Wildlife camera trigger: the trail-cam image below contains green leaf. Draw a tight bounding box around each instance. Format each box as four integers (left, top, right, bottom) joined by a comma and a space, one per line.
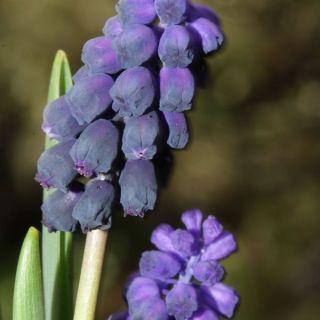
42, 50, 74, 320
13, 227, 45, 320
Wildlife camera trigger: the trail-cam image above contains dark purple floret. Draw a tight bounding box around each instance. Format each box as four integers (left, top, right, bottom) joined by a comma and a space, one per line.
163, 111, 189, 149
35, 140, 77, 192
158, 25, 195, 68
69, 119, 119, 177
81, 36, 122, 74
122, 111, 159, 160
66, 74, 114, 125
160, 67, 195, 112
189, 18, 224, 54
42, 96, 86, 141
119, 160, 157, 217
116, 0, 157, 25
102, 16, 124, 39
110, 66, 156, 117
155, 0, 188, 26
113, 24, 157, 68
41, 188, 82, 232
72, 179, 115, 232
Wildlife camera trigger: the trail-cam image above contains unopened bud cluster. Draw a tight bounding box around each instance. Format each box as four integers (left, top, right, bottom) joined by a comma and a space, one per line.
36, 0, 224, 232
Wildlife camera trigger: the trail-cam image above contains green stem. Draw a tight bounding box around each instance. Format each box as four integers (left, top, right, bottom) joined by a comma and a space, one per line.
73, 230, 109, 320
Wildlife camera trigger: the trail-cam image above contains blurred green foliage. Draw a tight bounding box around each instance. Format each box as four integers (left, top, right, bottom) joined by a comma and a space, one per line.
0, 0, 320, 319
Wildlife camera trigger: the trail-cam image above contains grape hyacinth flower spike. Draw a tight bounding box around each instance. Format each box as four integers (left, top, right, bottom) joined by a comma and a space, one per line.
110, 209, 239, 320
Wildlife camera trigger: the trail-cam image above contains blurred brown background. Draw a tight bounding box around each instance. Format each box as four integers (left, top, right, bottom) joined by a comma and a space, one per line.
1, 0, 320, 319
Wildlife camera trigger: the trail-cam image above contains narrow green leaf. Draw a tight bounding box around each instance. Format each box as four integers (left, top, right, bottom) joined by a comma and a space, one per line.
42, 50, 74, 320
13, 227, 45, 320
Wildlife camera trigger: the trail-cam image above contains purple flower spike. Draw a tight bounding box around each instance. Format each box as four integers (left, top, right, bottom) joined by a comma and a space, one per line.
82, 36, 122, 74
163, 111, 189, 149
122, 111, 159, 160
158, 25, 195, 68
72, 179, 115, 232
119, 160, 157, 217
192, 260, 224, 286
66, 74, 114, 125
116, 0, 157, 25
139, 250, 182, 280
189, 18, 224, 54
166, 283, 198, 320
160, 67, 195, 112
110, 67, 155, 117
41, 189, 82, 232
69, 119, 119, 177
42, 96, 86, 141
35, 140, 77, 192
155, 0, 188, 26
72, 65, 92, 83
114, 24, 157, 68
103, 16, 124, 39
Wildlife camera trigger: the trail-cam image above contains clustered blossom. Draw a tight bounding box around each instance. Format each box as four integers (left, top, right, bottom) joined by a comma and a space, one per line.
110, 209, 239, 320
35, 0, 224, 232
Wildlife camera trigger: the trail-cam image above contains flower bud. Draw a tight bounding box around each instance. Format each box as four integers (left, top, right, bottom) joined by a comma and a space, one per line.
116, 0, 157, 25
162, 111, 189, 149
69, 119, 119, 177
155, 0, 187, 26
72, 65, 91, 83
82, 36, 122, 74
42, 96, 86, 141
102, 16, 124, 39
122, 111, 159, 160
42, 188, 82, 232
158, 25, 195, 67
160, 67, 195, 112
66, 74, 114, 125
113, 24, 157, 68
119, 160, 157, 217
35, 140, 77, 192
110, 66, 155, 117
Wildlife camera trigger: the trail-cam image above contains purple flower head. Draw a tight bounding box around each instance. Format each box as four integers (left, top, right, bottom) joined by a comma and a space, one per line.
66, 74, 114, 125
113, 24, 157, 68
162, 111, 189, 149
119, 160, 157, 217
103, 16, 124, 39
155, 0, 188, 26
81, 36, 122, 74
110, 66, 156, 117
158, 25, 195, 68
189, 18, 224, 54
160, 67, 195, 112
116, 0, 157, 25
72, 179, 115, 232
42, 188, 82, 232
69, 119, 119, 177
35, 140, 77, 192
122, 209, 239, 319
122, 111, 160, 160
42, 96, 86, 141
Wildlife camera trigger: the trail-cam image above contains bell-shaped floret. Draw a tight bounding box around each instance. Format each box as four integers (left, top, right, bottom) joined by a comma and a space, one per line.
66, 74, 114, 125
170, 229, 199, 258
110, 66, 155, 117
42, 96, 86, 141
113, 24, 157, 68
187, 4, 221, 26
159, 25, 195, 68
69, 119, 119, 177
119, 160, 157, 217
122, 111, 159, 160
82, 36, 122, 74
72, 65, 92, 83
35, 140, 77, 192
72, 179, 115, 232
116, 0, 157, 25
103, 16, 124, 39
42, 188, 82, 232
160, 67, 195, 112
162, 111, 189, 149
192, 260, 224, 286
155, 0, 187, 26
